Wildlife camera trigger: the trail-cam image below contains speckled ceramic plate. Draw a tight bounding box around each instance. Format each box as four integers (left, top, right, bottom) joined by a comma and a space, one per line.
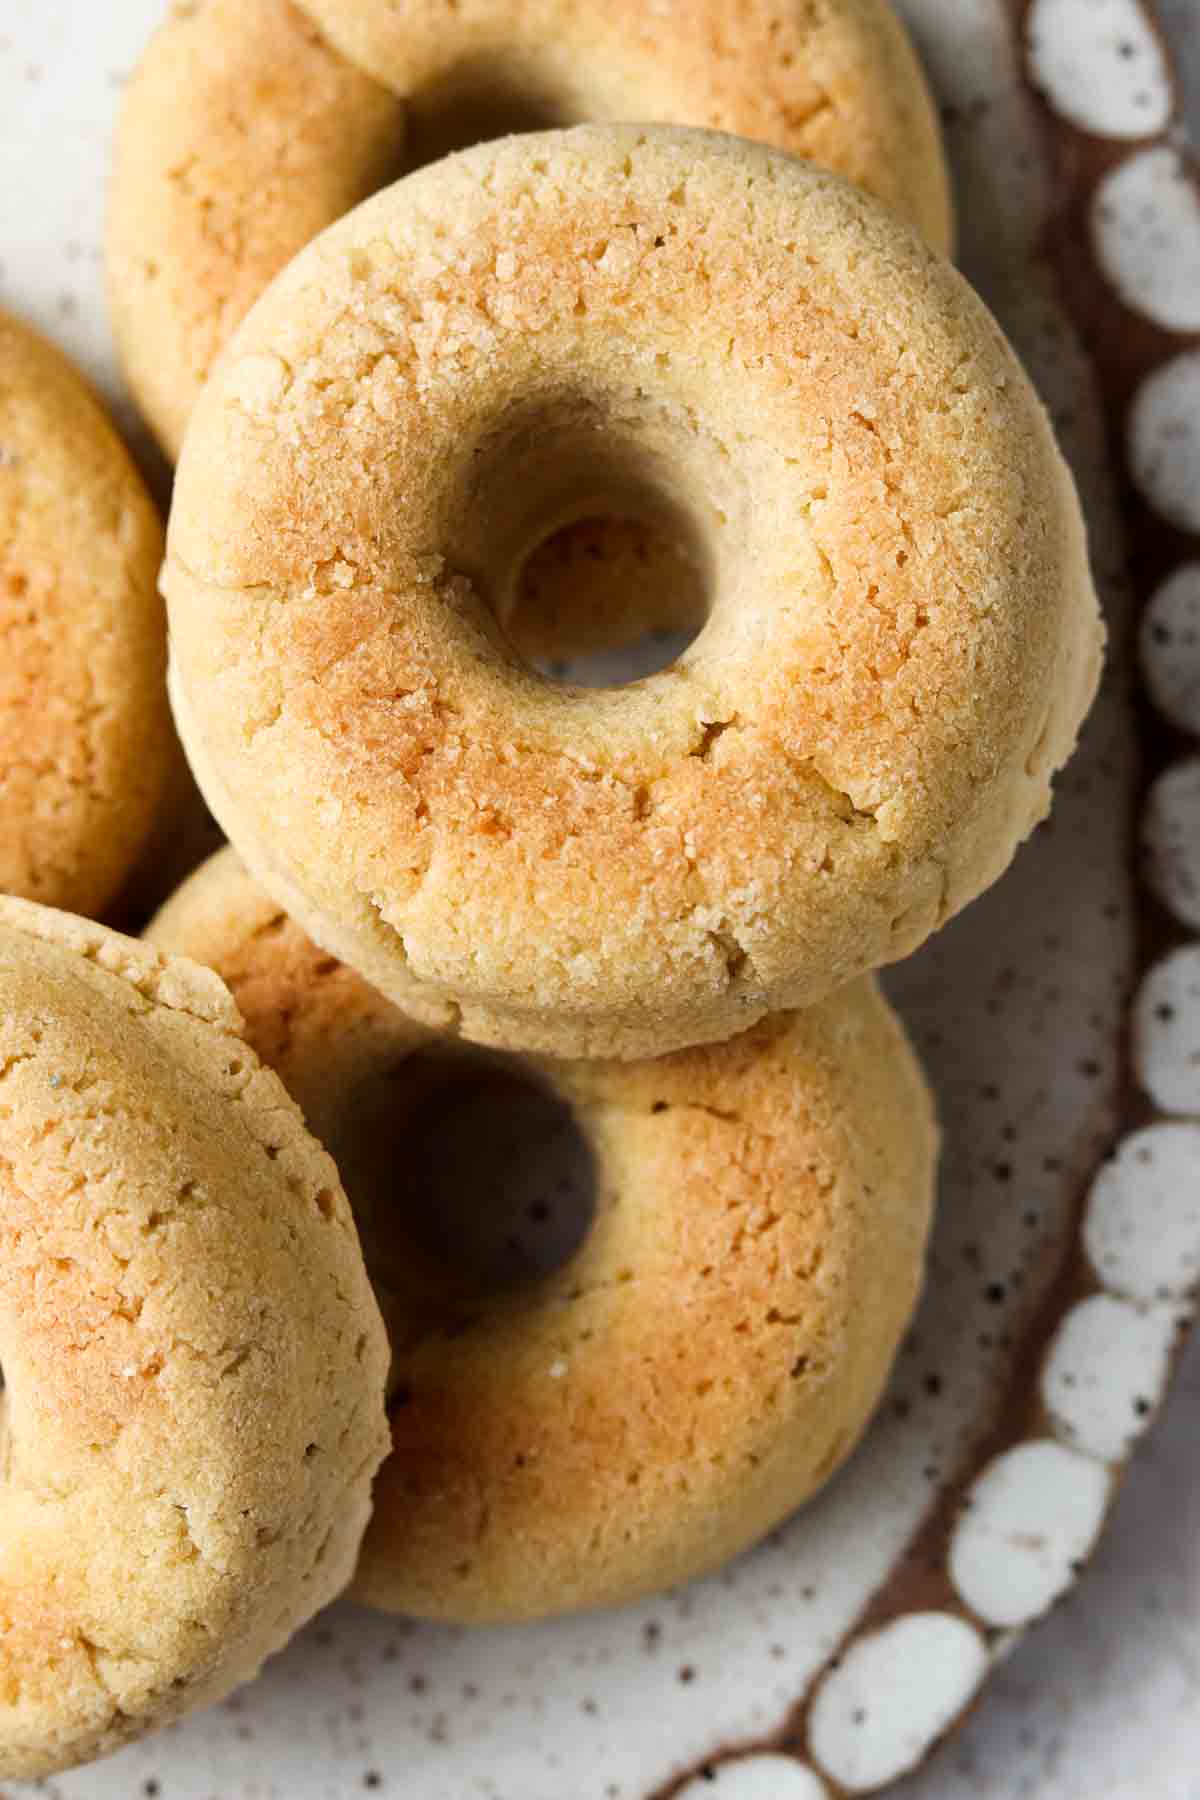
2, 1, 1198, 1795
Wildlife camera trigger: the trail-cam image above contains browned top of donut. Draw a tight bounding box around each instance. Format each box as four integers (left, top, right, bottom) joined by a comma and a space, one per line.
0, 313, 172, 915
0, 898, 389, 1779
165, 127, 1100, 1059
148, 847, 937, 1621
300, 0, 953, 251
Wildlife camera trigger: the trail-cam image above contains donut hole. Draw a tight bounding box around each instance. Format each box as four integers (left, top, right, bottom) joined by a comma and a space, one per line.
448, 391, 729, 688
327, 1052, 596, 1310
403, 60, 577, 174
505, 511, 710, 686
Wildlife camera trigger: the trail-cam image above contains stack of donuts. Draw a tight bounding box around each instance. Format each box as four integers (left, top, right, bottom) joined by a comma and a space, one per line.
0, 0, 1104, 1778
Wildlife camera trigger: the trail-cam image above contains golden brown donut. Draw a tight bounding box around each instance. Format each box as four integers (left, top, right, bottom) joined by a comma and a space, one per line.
165, 127, 1103, 1060
0, 897, 390, 1778
300, 0, 953, 252
0, 312, 176, 917
107, 0, 951, 463
149, 847, 938, 1623
107, 0, 406, 463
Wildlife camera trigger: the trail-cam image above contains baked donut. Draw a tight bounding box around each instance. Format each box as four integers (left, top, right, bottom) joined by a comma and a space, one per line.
165, 127, 1104, 1060
108, 0, 406, 463
0, 312, 177, 918
149, 847, 938, 1623
108, 0, 951, 463
0, 897, 389, 1778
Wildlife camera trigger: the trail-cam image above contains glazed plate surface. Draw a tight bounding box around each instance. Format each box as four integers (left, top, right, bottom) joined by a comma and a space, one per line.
1, 1, 1198, 1794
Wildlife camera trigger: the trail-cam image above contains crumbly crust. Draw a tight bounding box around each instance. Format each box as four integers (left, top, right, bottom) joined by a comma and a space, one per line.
165, 127, 1103, 1058
107, 0, 950, 462
301, 0, 953, 252
0, 313, 175, 917
107, 0, 407, 461
0, 896, 390, 1777
149, 847, 937, 1622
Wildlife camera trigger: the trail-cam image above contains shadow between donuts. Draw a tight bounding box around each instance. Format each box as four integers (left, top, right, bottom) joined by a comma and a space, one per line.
400, 58, 574, 177
323, 1049, 600, 1389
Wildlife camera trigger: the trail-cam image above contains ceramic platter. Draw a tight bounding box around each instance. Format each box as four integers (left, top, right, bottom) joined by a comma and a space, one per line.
2, 1, 1199, 1794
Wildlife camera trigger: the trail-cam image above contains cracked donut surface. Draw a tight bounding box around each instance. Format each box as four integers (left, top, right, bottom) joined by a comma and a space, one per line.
107, 0, 950, 462
0, 897, 389, 1778
149, 847, 937, 1623
0, 312, 176, 918
165, 125, 1102, 1059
